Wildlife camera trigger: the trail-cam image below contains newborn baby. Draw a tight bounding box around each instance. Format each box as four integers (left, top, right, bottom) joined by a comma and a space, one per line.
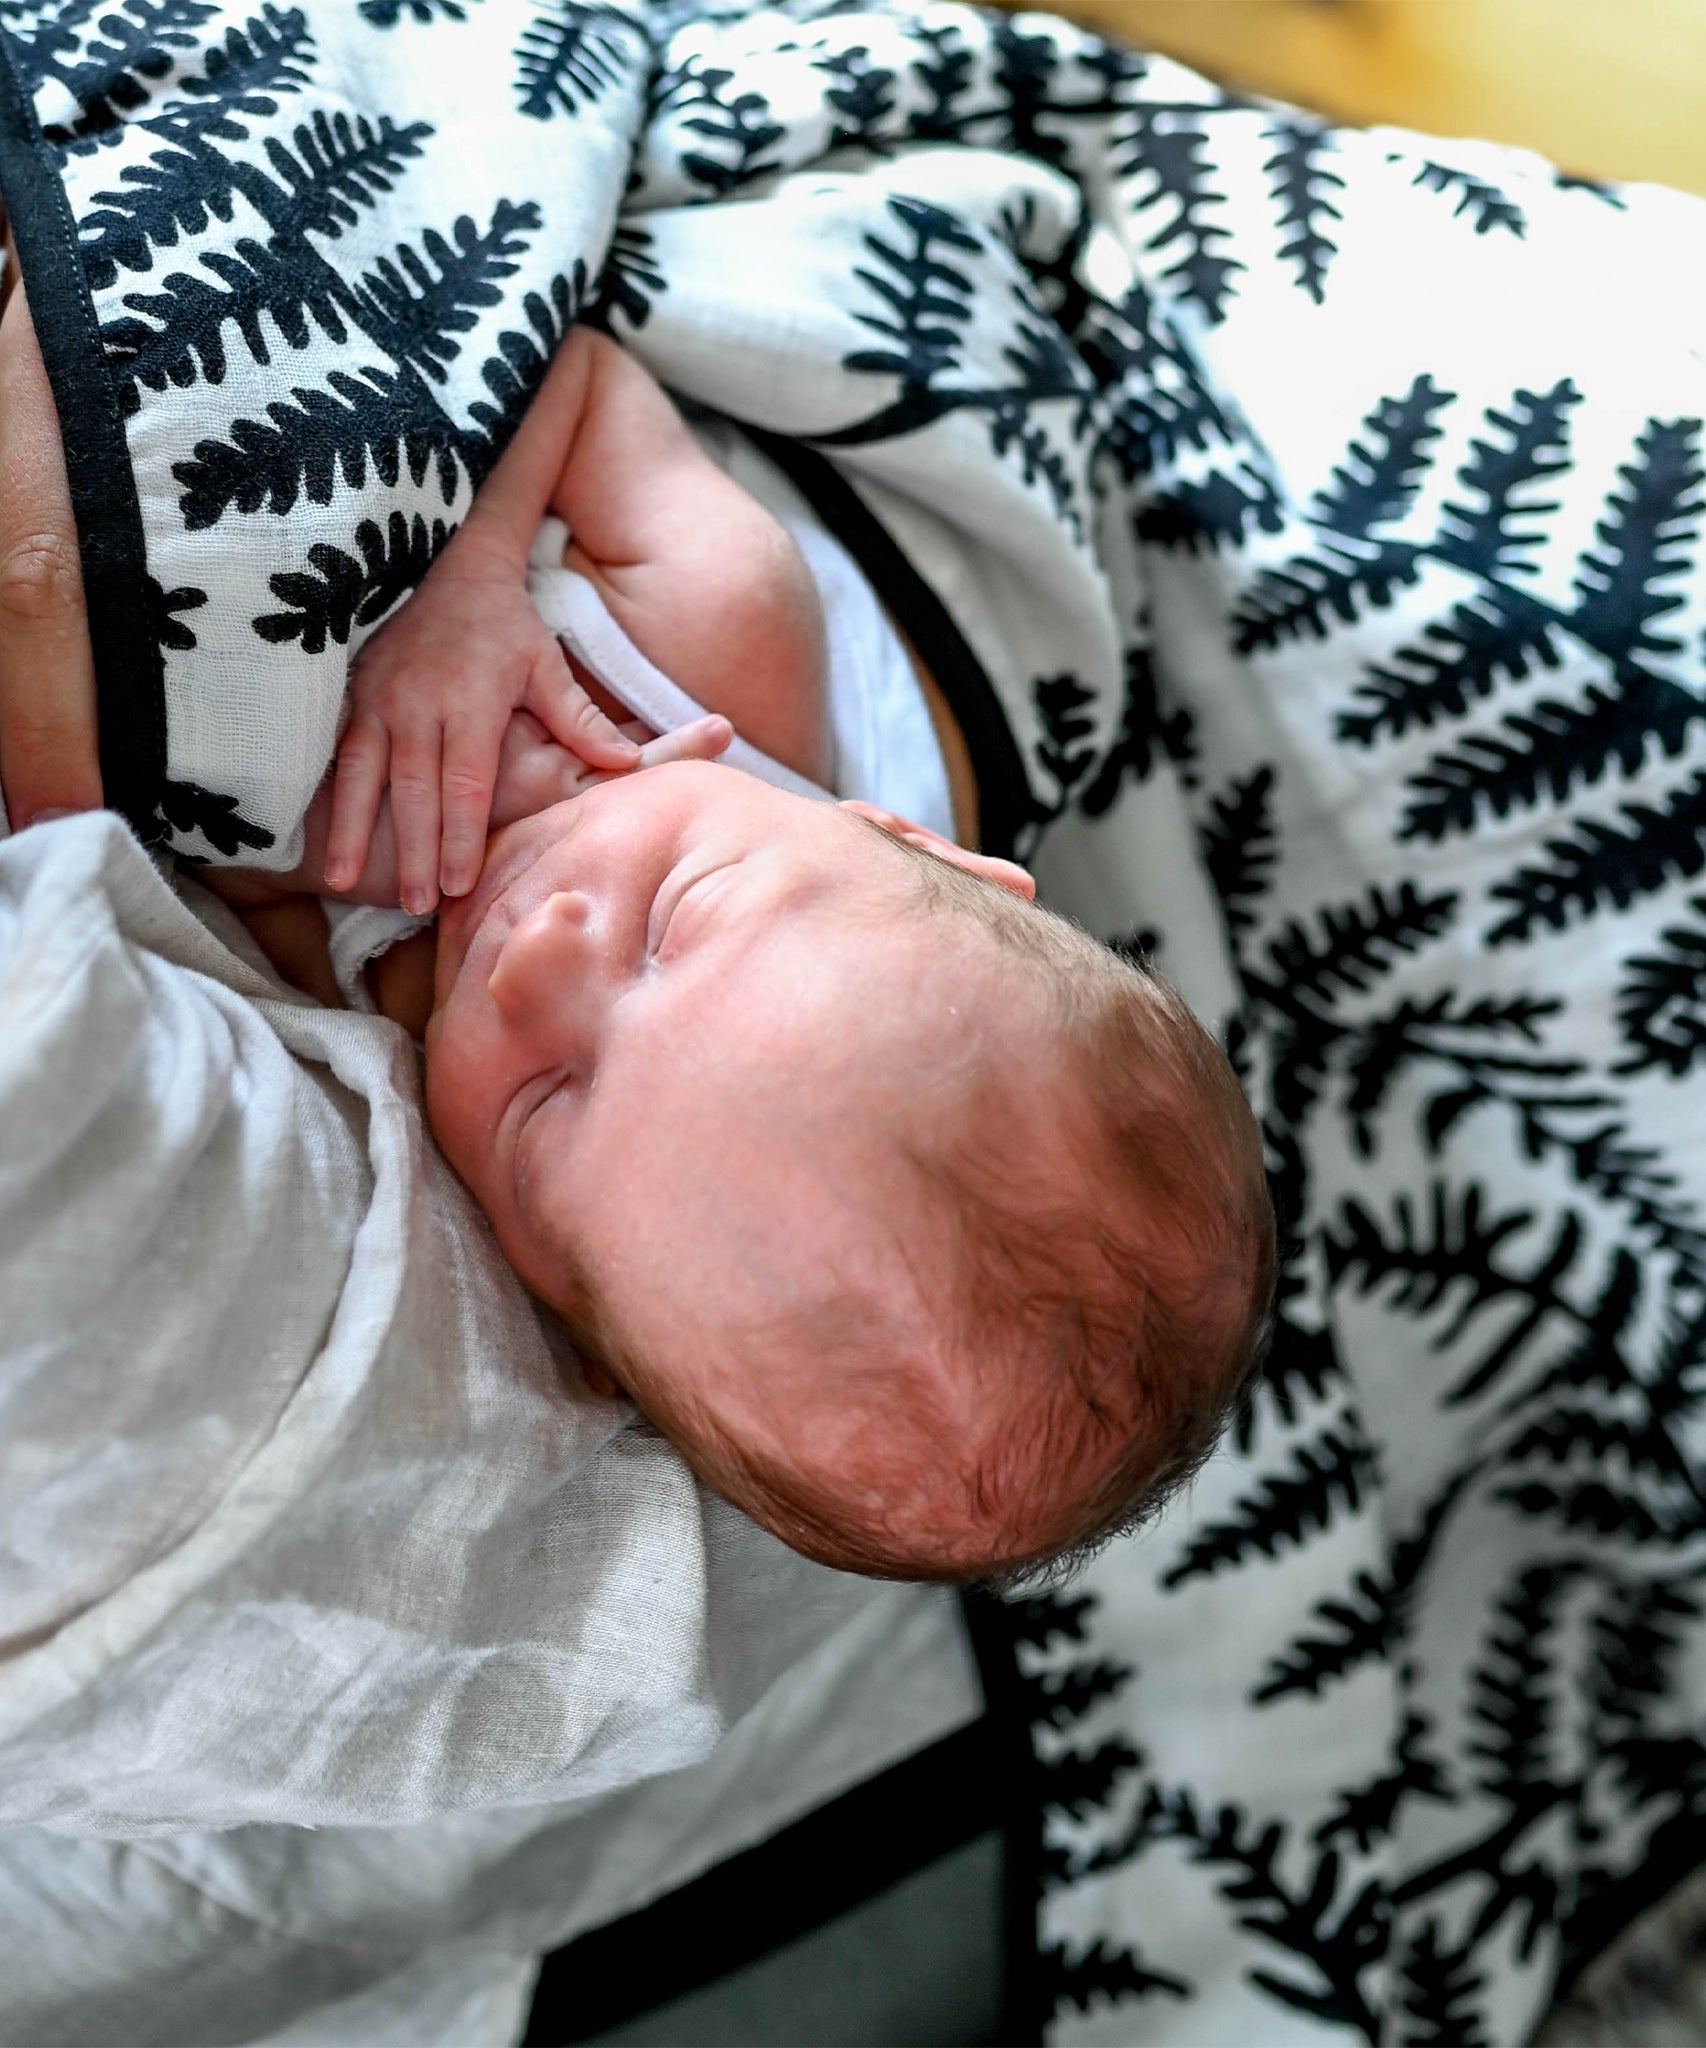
425, 760, 1273, 1581
268, 332, 1276, 1582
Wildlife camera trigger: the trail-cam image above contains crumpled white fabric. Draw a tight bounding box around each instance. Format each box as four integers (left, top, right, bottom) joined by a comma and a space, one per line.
0, 812, 914, 1840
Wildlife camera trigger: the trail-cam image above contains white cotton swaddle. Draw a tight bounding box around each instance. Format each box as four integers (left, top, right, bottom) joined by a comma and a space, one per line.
328, 426, 955, 1007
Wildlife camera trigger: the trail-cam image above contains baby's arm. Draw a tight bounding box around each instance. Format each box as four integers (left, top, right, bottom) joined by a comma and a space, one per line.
547, 334, 832, 787
327, 328, 830, 911
324, 332, 652, 911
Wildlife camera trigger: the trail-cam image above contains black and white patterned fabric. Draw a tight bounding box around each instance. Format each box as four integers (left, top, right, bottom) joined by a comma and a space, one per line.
4, 4, 1706, 2042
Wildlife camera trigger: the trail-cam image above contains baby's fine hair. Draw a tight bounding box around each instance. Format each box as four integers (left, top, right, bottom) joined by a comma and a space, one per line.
741, 829, 1277, 1587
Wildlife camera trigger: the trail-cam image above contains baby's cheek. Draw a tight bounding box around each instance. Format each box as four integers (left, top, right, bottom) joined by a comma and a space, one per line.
422, 1035, 503, 1200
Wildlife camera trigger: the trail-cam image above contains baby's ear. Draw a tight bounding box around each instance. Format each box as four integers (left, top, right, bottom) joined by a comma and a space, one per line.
840, 800, 1036, 902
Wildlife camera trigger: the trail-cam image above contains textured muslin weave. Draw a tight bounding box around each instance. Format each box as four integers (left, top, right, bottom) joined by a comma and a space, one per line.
0, 811, 975, 2042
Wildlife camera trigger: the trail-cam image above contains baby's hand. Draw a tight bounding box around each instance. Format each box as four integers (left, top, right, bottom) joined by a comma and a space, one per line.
324, 569, 640, 911
489, 708, 732, 829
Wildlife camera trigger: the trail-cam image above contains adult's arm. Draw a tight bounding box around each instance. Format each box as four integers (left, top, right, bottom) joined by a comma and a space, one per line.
0, 256, 101, 829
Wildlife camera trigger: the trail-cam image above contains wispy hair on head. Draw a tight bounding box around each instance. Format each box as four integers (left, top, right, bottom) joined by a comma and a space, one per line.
720, 827, 1277, 1585
562, 821, 1276, 1588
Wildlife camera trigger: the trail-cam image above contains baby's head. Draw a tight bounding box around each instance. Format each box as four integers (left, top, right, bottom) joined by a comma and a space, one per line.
426, 761, 1273, 1582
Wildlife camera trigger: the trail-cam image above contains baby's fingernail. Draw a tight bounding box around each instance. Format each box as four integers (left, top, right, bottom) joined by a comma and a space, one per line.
25, 807, 75, 827
404, 886, 434, 916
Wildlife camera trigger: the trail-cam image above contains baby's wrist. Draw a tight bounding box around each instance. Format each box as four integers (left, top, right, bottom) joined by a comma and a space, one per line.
443, 502, 535, 583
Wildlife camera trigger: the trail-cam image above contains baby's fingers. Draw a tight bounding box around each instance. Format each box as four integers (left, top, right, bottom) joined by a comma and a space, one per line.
439, 716, 503, 899
389, 723, 443, 916
531, 646, 642, 770
324, 713, 390, 893
637, 716, 732, 770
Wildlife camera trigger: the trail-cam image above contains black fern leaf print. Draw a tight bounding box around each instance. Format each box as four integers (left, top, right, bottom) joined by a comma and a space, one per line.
1435, 378, 1581, 577
1135, 1789, 1386, 2037
1245, 381, 1706, 948
258, 109, 435, 240
1323, 1183, 1580, 1394
1024, 1656, 1134, 1733
102, 234, 352, 405
1264, 117, 1343, 303
1160, 1410, 1379, 1587
468, 263, 582, 446
256, 509, 450, 651
1254, 1476, 1476, 1705
1042, 1939, 1189, 2012
1486, 771, 1706, 944
1316, 1708, 1450, 1852
671, 62, 784, 195
1404, 154, 1527, 236
1314, 374, 1454, 538
76, 6, 319, 287
515, 1, 636, 120
158, 774, 275, 853
813, 38, 895, 150
1117, 97, 1243, 321
1004, 1587, 1096, 1654
1615, 896, 1706, 1076
1570, 414, 1705, 664
36, 0, 220, 143
1079, 277, 1236, 478
1233, 1313, 1339, 1454
97, 110, 434, 406
1397, 1922, 1492, 2048
163, 2, 316, 131
1234, 374, 1452, 653
1337, 598, 1562, 749
174, 364, 462, 527
146, 573, 208, 649
1398, 670, 1706, 846
1033, 669, 1097, 814
906, 17, 974, 141
844, 194, 980, 395
1044, 1736, 1144, 1822
1262, 880, 1459, 1004
1080, 647, 1196, 815
1135, 459, 1283, 554
588, 221, 664, 330
1466, 1564, 1581, 1799
1553, 167, 1627, 207
1198, 765, 1276, 936
1252, 1569, 1397, 1703
359, 200, 540, 385
359, 0, 475, 22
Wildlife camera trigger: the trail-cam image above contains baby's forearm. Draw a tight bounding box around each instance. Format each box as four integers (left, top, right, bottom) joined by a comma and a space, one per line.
448, 324, 606, 578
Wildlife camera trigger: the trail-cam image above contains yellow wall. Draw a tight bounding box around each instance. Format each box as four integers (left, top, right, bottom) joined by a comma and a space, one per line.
1033, 0, 1706, 197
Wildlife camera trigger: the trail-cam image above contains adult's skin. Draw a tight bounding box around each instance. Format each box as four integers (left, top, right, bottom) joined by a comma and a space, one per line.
0, 247, 103, 827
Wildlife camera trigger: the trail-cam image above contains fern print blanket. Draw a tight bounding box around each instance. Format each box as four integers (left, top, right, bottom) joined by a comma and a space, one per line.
3, 3, 1706, 2043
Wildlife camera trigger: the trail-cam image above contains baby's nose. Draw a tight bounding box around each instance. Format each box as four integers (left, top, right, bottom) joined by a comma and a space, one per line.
487, 889, 596, 1017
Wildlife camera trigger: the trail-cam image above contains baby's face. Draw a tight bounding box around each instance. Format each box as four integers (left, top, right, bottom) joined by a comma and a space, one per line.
425, 762, 1035, 1469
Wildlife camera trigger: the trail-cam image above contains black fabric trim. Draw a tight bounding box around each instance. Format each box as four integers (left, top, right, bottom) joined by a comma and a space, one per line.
960, 1589, 1046, 2048
739, 428, 1036, 865
523, 1712, 1004, 2045
0, 39, 163, 838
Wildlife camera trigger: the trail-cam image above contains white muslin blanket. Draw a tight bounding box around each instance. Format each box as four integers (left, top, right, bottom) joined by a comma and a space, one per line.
0, 811, 973, 2041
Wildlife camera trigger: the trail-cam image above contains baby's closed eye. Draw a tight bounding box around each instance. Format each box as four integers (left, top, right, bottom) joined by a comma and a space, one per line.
648, 859, 738, 961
